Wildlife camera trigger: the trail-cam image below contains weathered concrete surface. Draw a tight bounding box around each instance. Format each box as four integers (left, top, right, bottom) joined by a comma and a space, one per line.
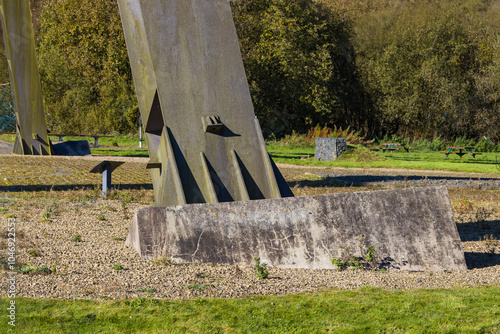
0, 0, 53, 155
316, 137, 347, 161
127, 186, 467, 271
118, 0, 292, 206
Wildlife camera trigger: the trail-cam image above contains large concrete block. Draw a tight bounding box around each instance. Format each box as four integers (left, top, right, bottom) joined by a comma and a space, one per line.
127, 186, 466, 271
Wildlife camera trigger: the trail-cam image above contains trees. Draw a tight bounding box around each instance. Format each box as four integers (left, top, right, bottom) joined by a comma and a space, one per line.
36, 0, 137, 134
0, 0, 494, 140
231, 0, 371, 137
353, 0, 500, 140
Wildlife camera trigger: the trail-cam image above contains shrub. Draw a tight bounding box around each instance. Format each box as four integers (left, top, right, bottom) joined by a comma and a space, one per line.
474, 137, 496, 153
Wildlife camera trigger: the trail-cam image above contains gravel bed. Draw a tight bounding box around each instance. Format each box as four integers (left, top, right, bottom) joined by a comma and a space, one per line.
0, 195, 498, 300
0, 163, 499, 300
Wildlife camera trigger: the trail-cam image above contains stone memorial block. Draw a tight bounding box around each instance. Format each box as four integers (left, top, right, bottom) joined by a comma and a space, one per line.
316, 137, 347, 161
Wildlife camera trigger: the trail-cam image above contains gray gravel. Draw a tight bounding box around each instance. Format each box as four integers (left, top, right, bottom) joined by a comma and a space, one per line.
0, 190, 498, 301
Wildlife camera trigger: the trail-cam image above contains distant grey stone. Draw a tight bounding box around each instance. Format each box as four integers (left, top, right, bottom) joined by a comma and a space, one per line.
315, 137, 347, 161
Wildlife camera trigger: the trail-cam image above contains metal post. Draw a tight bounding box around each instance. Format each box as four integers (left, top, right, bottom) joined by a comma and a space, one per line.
139, 116, 143, 148
102, 163, 111, 197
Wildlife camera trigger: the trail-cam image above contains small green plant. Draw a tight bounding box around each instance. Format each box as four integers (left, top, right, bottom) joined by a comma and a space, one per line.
98, 214, 106, 221
41, 210, 51, 222
331, 258, 347, 271
113, 237, 124, 241
5, 214, 16, 219
138, 287, 158, 293
41, 202, 58, 221
331, 236, 378, 271
186, 284, 217, 291
188, 284, 206, 291
71, 234, 82, 242
254, 257, 269, 279
364, 247, 376, 262
121, 200, 130, 219
480, 234, 497, 254
348, 255, 364, 270
113, 264, 124, 270
151, 257, 176, 266
20, 264, 52, 275
27, 248, 41, 257
0, 208, 8, 212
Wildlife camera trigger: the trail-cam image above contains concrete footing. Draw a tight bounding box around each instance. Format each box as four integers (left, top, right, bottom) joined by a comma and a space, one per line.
126, 186, 467, 271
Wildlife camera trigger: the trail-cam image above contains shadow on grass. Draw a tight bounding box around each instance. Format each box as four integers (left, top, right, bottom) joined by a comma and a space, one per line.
0, 183, 153, 192
270, 154, 314, 160
456, 220, 500, 242
464, 252, 500, 269
288, 178, 348, 189
288, 175, 500, 189
456, 220, 500, 269
333, 174, 500, 184
390, 156, 499, 165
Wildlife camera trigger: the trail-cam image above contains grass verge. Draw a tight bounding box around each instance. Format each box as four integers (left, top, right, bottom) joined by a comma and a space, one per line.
1, 287, 499, 333
267, 145, 500, 175
91, 148, 149, 157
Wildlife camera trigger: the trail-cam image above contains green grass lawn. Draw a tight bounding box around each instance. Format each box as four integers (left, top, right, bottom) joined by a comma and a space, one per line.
3, 133, 499, 175
91, 148, 149, 157
267, 144, 500, 175
89, 144, 500, 175
0, 134, 145, 148
2, 286, 498, 333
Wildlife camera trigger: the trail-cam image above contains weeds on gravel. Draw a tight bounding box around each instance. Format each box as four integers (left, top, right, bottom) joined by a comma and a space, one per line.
120, 200, 130, 220
113, 264, 124, 270
71, 234, 82, 243
331, 235, 377, 271
455, 197, 475, 215
151, 257, 176, 266
187, 284, 217, 291
20, 264, 52, 275
137, 287, 157, 293
480, 234, 498, 254
27, 248, 41, 257
41, 202, 58, 222
254, 257, 269, 279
